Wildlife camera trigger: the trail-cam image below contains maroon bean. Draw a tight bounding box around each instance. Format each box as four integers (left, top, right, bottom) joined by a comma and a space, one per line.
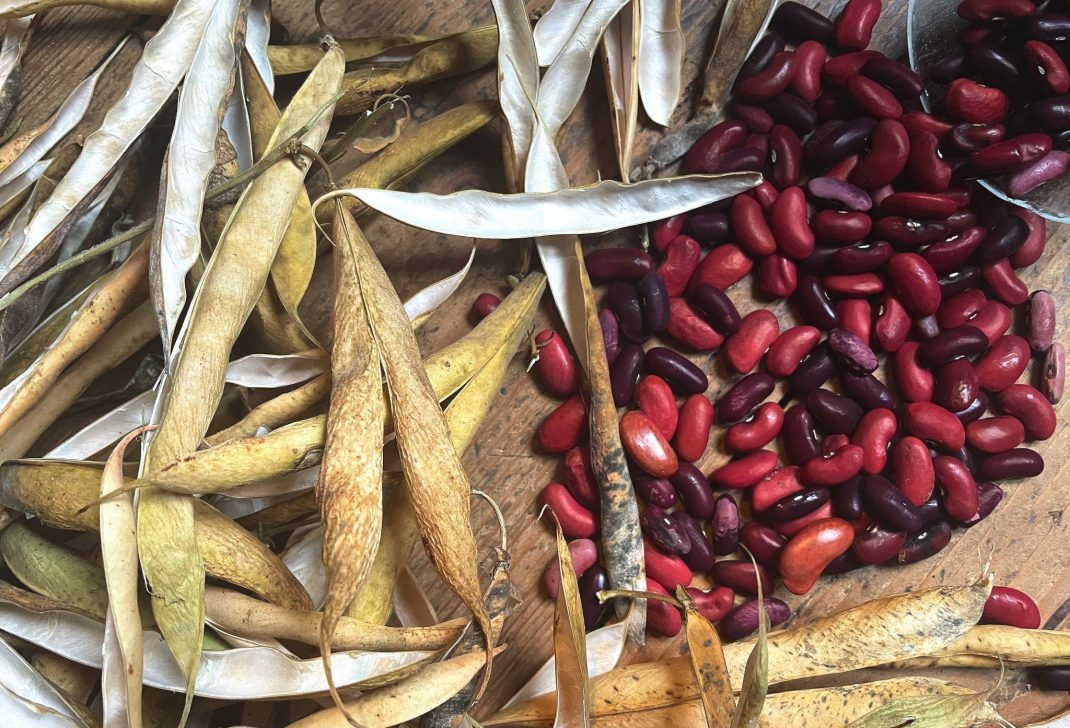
958, 0, 1034, 21
737, 51, 798, 102
934, 455, 980, 521
1029, 94, 1070, 132
773, 1, 835, 42
609, 280, 647, 343
610, 343, 645, 406
471, 292, 501, 321
977, 216, 1029, 263
586, 248, 653, 281
853, 408, 898, 473
579, 566, 611, 628
740, 522, 787, 567
886, 253, 941, 317
902, 110, 956, 138
770, 487, 831, 521
807, 389, 865, 434
645, 347, 707, 394
1024, 40, 1070, 94
897, 521, 953, 564
812, 210, 873, 245
686, 213, 731, 246
770, 186, 815, 259
599, 309, 620, 365
764, 92, 819, 134
846, 74, 903, 119
686, 120, 749, 174
783, 404, 822, 464
971, 133, 1053, 174
831, 242, 891, 274
708, 145, 767, 173
1033, 666, 1070, 692
730, 100, 776, 132
737, 34, 786, 82
862, 474, 925, 531
713, 494, 741, 555
861, 56, 924, 98
962, 481, 1004, 527
720, 598, 792, 642
930, 55, 967, 84
792, 274, 839, 330
945, 78, 1009, 124
712, 560, 773, 597
979, 448, 1045, 479
693, 283, 741, 335
771, 124, 804, 188
633, 472, 677, 508
947, 123, 1006, 154
850, 119, 911, 189
922, 226, 985, 274
717, 372, 775, 424
853, 524, 908, 564
875, 293, 912, 352
954, 392, 989, 424
918, 325, 988, 366
969, 43, 1028, 92
809, 117, 878, 170
640, 504, 691, 555
789, 341, 837, 395
840, 371, 895, 410
998, 384, 1057, 439
711, 449, 779, 488
915, 314, 941, 340
669, 462, 716, 519
639, 271, 669, 333
938, 267, 983, 299
792, 40, 826, 103
758, 253, 798, 297
833, 474, 865, 519
824, 51, 880, 86
880, 192, 957, 220
875, 217, 952, 250
945, 209, 978, 234
672, 511, 717, 572
935, 358, 980, 412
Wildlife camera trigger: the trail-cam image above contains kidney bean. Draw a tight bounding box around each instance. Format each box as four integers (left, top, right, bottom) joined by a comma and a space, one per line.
862, 474, 925, 531
879, 194, 954, 222
724, 402, 783, 454
901, 111, 954, 140
806, 389, 863, 434
752, 465, 804, 512
768, 186, 814, 260
768, 124, 803, 188
685, 213, 730, 246
934, 358, 980, 413
638, 272, 669, 334
837, 301, 873, 347
840, 371, 895, 410
663, 464, 712, 521
785, 40, 824, 104
830, 474, 864, 519
880, 220, 954, 253
825, 328, 877, 375
801, 444, 865, 487
917, 325, 988, 367
471, 292, 500, 321
1009, 208, 1047, 268
599, 309, 620, 366
813, 211, 873, 246
970, 43, 1029, 92
758, 254, 799, 297
693, 284, 741, 336
893, 342, 934, 403
610, 344, 644, 407
903, 402, 967, 450
979, 448, 1045, 479
773, 1, 835, 42
965, 482, 1005, 527
690, 244, 753, 292
1041, 343, 1066, 404
763, 327, 818, 379
982, 586, 1042, 629
862, 56, 924, 99
809, 117, 878, 171
821, 433, 851, 456
609, 281, 647, 344
1026, 290, 1057, 355
544, 538, 598, 598
770, 487, 832, 522
542, 482, 598, 538
850, 119, 910, 189
982, 258, 1029, 306
710, 495, 740, 556
621, 411, 678, 480
654, 238, 700, 300
945, 209, 978, 234
851, 409, 897, 474
776, 501, 837, 536
846, 74, 904, 119
853, 524, 908, 564
674, 394, 714, 463
710, 449, 779, 489
578, 566, 611, 629
730, 100, 776, 133
932, 455, 980, 521
737, 33, 786, 82
1024, 39, 1070, 94
728, 198, 773, 259
709, 145, 767, 174
538, 394, 587, 453
1008, 150, 1070, 196
1027, 13, 1070, 41
976, 218, 1029, 266
739, 524, 786, 570
937, 289, 986, 329
925, 228, 985, 275
665, 515, 714, 576
971, 133, 1053, 175
720, 598, 792, 641
652, 214, 688, 252
874, 293, 911, 353
712, 560, 773, 597
780, 517, 855, 595
685, 586, 736, 624
897, 521, 953, 564
915, 496, 943, 527
726, 311, 780, 374
782, 406, 822, 466
644, 539, 693, 590
586, 248, 653, 282
823, 50, 880, 85
533, 329, 580, 399
794, 276, 840, 331
938, 267, 984, 299
998, 384, 1057, 439
958, 0, 1033, 20
930, 53, 967, 84
1034, 666, 1070, 692
635, 376, 678, 440
667, 298, 724, 352
645, 578, 683, 638
806, 176, 873, 211
972, 335, 1028, 393
686, 120, 749, 174
737, 51, 798, 102
884, 253, 940, 317
717, 372, 774, 425
764, 92, 818, 134
633, 472, 677, 508
944, 78, 1009, 124
641, 503, 691, 555
645, 348, 708, 396
947, 122, 1006, 155
835, 0, 881, 49
563, 447, 598, 509
966, 416, 1025, 454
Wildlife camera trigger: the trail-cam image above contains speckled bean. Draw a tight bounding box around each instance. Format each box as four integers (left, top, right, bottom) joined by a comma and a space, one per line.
713, 494, 741, 555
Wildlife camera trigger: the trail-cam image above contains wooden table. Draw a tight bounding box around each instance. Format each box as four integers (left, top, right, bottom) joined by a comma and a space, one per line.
11, 0, 1070, 724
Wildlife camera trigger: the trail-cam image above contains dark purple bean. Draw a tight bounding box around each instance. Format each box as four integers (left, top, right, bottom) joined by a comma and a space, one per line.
783, 404, 822, 464
672, 511, 717, 571
807, 388, 865, 433
954, 392, 989, 424
579, 566, 611, 629
599, 309, 620, 366
639, 504, 691, 555
1026, 14, 1070, 41
862, 474, 924, 531
833, 241, 893, 274
979, 448, 1045, 479
609, 281, 648, 343
708, 146, 766, 173
610, 343, 644, 407
969, 44, 1028, 91
853, 524, 907, 564
792, 274, 839, 330
823, 551, 863, 574
694, 283, 742, 335
917, 497, 944, 527
978, 216, 1029, 263
883, 219, 953, 252
789, 341, 837, 394
796, 246, 839, 274
1030, 95, 1070, 132
585, 248, 653, 281
938, 266, 982, 299
720, 598, 792, 641
897, 521, 953, 564
944, 445, 977, 471
686, 213, 731, 245
918, 325, 989, 366
713, 495, 741, 556
935, 358, 980, 413
806, 176, 873, 211
639, 271, 670, 333
833, 474, 864, 519
736, 34, 786, 81
770, 487, 831, 521
718, 372, 775, 424
670, 462, 716, 519
961, 482, 1003, 527
839, 371, 895, 410
771, 1, 835, 42
1033, 666, 1070, 691
764, 92, 818, 134
633, 472, 677, 508
915, 314, 941, 341
930, 54, 967, 84
808, 116, 878, 170
923, 227, 985, 274
828, 327, 879, 373
645, 347, 708, 394
861, 56, 924, 98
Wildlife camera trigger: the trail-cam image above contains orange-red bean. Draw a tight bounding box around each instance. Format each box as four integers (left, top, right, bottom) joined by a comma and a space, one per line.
834, 0, 881, 50
645, 578, 683, 637
852, 408, 897, 474
643, 539, 693, 590
765, 325, 821, 377
710, 449, 779, 488
779, 517, 855, 594
667, 298, 725, 351
966, 416, 1025, 453
620, 410, 679, 477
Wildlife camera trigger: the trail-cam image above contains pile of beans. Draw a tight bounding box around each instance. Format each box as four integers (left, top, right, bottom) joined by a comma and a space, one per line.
476, 0, 1066, 645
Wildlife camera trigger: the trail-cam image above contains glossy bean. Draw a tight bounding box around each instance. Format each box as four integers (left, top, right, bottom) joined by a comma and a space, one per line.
712, 560, 773, 597
887, 253, 941, 315
471, 292, 500, 321
770, 487, 831, 521
730, 100, 776, 133
862, 474, 925, 531
741, 522, 788, 568
652, 214, 688, 252
542, 482, 598, 538
966, 416, 1025, 453
635, 375, 678, 439
827, 326, 878, 373
875, 293, 912, 352
770, 186, 815, 259
897, 521, 953, 564
725, 402, 785, 453
947, 122, 1006, 154
801, 443, 865, 486
645, 347, 708, 394
834, 474, 866, 519
640, 504, 691, 555
998, 384, 1057, 439
835, 0, 881, 50
621, 410, 679, 477
610, 281, 647, 343
780, 518, 855, 594
853, 524, 908, 564
534, 329, 580, 399
685, 213, 731, 246
944, 78, 1009, 124
862, 56, 924, 98
971, 133, 1053, 174
846, 74, 904, 119
1009, 208, 1047, 267
1007, 150, 1070, 197
983, 258, 1029, 306
737, 34, 786, 83
599, 309, 620, 365
850, 119, 910, 189
981, 585, 1042, 629
766, 326, 821, 377
807, 389, 865, 433
586, 247, 653, 281
633, 472, 677, 508
806, 175, 873, 210
957, 0, 1034, 20
895, 342, 935, 402
773, 1, 835, 42
563, 447, 598, 509
809, 116, 878, 169
791, 40, 826, 103
979, 448, 1045, 479
764, 92, 818, 134
670, 462, 716, 519
1024, 40, 1070, 94
918, 325, 988, 366
934, 455, 980, 521
579, 566, 612, 629
839, 371, 895, 410
853, 408, 898, 473
792, 274, 839, 330
975, 335, 1030, 391
686, 120, 749, 174
923, 227, 985, 274
771, 124, 804, 188
903, 402, 967, 449
935, 358, 981, 413
689, 244, 753, 292
639, 271, 670, 333
538, 394, 587, 453
738, 50, 799, 102
671, 512, 716, 572
693, 283, 741, 335
718, 372, 775, 424
610, 343, 644, 406
776, 501, 836, 536
645, 579, 683, 638
686, 586, 736, 624
752, 465, 804, 512
644, 539, 693, 590
720, 598, 792, 641
710, 449, 779, 488
675, 394, 714, 462
667, 298, 724, 352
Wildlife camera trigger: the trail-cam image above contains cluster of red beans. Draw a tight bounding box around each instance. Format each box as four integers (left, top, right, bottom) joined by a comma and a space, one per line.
472, 0, 1067, 658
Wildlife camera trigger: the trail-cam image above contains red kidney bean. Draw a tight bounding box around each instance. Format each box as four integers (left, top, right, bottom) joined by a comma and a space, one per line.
713, 494, 741, 555
924, 227, 985, 274
894, 342, 935, 402
751, 180, 780, 211
675, 394, 714, 462
652, 214, 688, 252
903, 402, 967, 449
640, 503, 691, 555
969, 301, 1011, 347
862, 474, 925, 531
967, 416, 1026, 453
958, 0, 1034, 20
821, 433, 851, 456
538, 394, 587, 453
563, 446, 598, 509
610, 343, 644, 406
947, 122, 1006, 154
645, 347, 708, 395
880, 192, 958, 219
823, 51, 880, 85
862, 56, 925, 98
835, 0, 881, 49
668, 462, 714, 519
720, 598, 792, 641
937, 289, 986, 329
886, 253, 941, 317
725, 402, 784, 453
599, 309, 620, 366
838, 301, 872, 348
828, 326, 878, 373
954, 391, 989, 425
586, 248, 653, 281
840, 371, 895, 410
897, 521, 953, 564
853, 524, 908, 564
998, 384, 1057, 439
801, 444, 865, 486
853, 408, 897, 474
686, 586, 735, 624
876, 218, 952, 251
934, 358, 980, 412
982, 258, 1029, 306
710, 449, 779, 489
737, 51, 798, 102
962, 480, 1003, 527
782, 404, 822, 465
686, 120, 749, 174
764, 92, 818, 134
640, 271, 670, 333
938, 267, 983, 299
471, 292, 501, 321
542, 482, 597, 538
579, 566, 611, 628
686, 213, 731, 246
933, 455, 980, 521
930, 54, 967, 84
1041, 342, 1066, 404
667, 298, 724, 352
770, 487, 832, 522
812, 210, 873, 245
621, 410, 679, 477
708, 145, 767, 174
792, 275, 839, 331
1007, 150, 1070, 196
776, 501, 836, 536
875, 293, 911, 353
773, 1, 835, 42
730, 100, 776, 133
644, 539, 693, 590
980, 448, 1045, 479
672, 511, 717, 572
712, 559, 773, 597
902, 110, 955, 139
765, 326, 820, 378
1009, 208, 1047, 268
740, 522, 788, 568
544, 538, 599, 598
758, 253, 798, 297
752, 465, 804, 511
533, 329, 580, 399
731, 196, 776, 258
656, 236, 702, 298
633, 472, 676, 508
971, 133, 1053, 174
807, 389, 865, 434
769, 186, 815, 260
718, 372, 775, 424
770, 124, 804, 188
981, 586, 1042, 629
1024, 40, 1070, 94
635, 375, 678, 440
609, 281, 647, 343
850, 119, 910, 189
725, 310, 780, 374
944, 78, 1009, 124
689, 244, 753, 292
737, 33, 786, 81
645, 578, 683, 638
975, 335, 1029, 392
790, 40, 826, 103
846, 74, 904, 119
780, 517, 855, 594
693, 284, 741, 335
1027, 290, 1057, 354
945, 209, 978, 234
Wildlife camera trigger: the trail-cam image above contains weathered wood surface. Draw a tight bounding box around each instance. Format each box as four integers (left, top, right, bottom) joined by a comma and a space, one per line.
6, 0, 1069, 724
